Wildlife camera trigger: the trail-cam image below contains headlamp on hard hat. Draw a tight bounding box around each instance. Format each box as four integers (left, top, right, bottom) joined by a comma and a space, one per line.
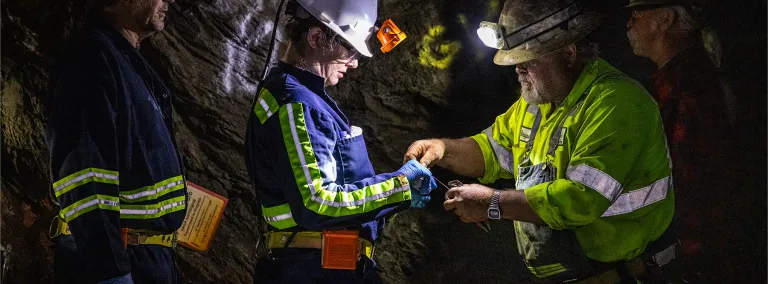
377, 19, 407, 53
477, 1, 584, 50
477, 21, 505, 49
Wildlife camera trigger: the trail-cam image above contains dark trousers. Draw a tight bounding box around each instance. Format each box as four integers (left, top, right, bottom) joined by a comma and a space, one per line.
253, 249, 380, 284
53, 234, 177, 284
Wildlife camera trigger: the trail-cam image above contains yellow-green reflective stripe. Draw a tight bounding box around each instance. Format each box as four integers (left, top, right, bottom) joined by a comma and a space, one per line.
120, 176, 184, 203
53, 168, 119, 198
528, 263, 568, 278
254, 88, 280, 124
278, 103, 411, 217
120, 196, 186, 219
262, 204, 298, 229
60, 194, 120, 222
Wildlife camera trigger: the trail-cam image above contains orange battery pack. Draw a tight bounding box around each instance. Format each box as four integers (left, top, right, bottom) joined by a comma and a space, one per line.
321, 230, 360, 270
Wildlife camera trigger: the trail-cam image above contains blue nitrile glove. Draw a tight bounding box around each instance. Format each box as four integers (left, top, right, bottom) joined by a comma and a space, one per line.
411, 190, 432, 208
98, 273, 133, 284
397, 160, 438, 208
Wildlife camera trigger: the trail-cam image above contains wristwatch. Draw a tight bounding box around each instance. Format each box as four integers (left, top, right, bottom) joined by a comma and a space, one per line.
487, 190, 502, 220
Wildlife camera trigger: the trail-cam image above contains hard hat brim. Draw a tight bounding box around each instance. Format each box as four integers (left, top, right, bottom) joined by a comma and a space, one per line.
325, 24, 374, 57
492, 13, 600, 66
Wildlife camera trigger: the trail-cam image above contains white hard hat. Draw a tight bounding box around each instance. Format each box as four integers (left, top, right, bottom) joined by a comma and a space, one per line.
295, 0, 378, 57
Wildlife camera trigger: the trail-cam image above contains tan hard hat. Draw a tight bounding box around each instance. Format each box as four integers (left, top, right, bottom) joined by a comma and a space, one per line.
493, 0, 600, 66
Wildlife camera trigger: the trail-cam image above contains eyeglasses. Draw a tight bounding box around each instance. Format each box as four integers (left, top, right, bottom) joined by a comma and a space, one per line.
335, 37, 360, 61
517, 59, 538, 69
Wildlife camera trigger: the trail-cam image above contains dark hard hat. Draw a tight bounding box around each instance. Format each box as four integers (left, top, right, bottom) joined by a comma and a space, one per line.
625, 0, 703, 9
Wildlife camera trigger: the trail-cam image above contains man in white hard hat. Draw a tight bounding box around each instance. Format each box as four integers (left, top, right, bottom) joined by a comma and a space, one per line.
405, 0, 679, 282
245, 0, 433, 283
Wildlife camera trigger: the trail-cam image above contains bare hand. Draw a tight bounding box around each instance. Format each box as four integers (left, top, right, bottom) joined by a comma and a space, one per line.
443, 183, 495, 223
403, 139, 445, 167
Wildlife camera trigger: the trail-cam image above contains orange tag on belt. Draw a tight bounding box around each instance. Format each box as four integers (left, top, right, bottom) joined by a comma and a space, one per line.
121, 228, 129, 248
321, 230, 360, 270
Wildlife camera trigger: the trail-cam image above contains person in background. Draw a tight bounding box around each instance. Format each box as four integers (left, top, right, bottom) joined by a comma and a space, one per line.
625, 0, 754, 280
46, 0, 186, 283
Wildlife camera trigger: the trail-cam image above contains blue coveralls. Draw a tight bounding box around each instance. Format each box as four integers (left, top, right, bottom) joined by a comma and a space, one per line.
245, 62, 413, 283
46, 14, 186, 284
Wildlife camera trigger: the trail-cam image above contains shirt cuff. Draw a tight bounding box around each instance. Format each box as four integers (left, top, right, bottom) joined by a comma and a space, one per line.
523, 182, 566, 230
470, 133, 500, 184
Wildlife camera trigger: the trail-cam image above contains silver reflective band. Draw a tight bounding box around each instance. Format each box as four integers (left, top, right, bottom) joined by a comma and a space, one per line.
258, 97, 273, 117
54, 171, 119, 194
265, 212, 293, 222
653, 244, 676, 266
602, 176, 670, 217
120, 179, 184, 201
477, 21, 504, 49
566, 164, 622, 202
120, 200, 186, 216
483, 127, 515, 174
62, 198, 119, 219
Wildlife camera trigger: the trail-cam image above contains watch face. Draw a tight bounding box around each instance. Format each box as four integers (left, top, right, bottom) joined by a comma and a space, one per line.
488, 208, 501, 220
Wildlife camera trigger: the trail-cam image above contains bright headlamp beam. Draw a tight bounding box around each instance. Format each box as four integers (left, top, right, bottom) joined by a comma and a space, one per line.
477, 27, 501, 49
477, 22, 504, 49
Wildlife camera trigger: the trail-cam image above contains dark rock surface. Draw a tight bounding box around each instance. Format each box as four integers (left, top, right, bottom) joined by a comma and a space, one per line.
2, 0, 765, 283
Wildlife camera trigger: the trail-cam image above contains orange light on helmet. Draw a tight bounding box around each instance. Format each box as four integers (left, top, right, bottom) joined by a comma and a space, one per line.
377, 19, 407, 53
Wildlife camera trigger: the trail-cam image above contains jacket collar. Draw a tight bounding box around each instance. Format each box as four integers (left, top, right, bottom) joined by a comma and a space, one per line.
86, 13, 170, 102
559, 58, 618, 111
653, 45, 709, 79
87, 13, 143, 56
276, 61, 327, 95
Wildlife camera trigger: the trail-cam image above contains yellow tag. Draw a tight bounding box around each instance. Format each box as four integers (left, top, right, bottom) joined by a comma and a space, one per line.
176, 182, 228, 252
59, 218, 71, 235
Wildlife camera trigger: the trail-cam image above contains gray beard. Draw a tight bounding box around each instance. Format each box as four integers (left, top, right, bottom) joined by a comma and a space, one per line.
521, 88, 547, 105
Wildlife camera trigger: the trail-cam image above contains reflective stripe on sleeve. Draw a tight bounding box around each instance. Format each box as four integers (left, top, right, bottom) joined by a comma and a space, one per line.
53, 168, 119, 198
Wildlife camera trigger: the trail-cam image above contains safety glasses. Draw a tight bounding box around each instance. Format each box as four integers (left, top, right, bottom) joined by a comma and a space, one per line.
336, 38, 361, 61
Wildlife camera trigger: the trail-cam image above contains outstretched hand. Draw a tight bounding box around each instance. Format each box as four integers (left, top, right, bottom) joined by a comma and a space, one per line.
403, 139, 445, 168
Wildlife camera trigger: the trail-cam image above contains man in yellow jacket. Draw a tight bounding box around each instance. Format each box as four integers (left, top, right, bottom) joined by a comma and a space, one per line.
405, 0, 677, 282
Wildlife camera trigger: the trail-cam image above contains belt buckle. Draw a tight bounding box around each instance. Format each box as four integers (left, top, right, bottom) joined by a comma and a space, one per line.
126, 231, 143, 246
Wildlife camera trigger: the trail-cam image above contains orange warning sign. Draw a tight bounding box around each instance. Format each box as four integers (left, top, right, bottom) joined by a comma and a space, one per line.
177, 182, 228, 252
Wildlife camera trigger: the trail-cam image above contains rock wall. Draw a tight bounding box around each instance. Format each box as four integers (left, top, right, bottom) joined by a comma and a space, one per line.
2, 0, 765, 283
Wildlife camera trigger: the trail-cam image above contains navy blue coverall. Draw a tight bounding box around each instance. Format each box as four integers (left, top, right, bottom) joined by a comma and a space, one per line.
46, 15, 186, 284
245, 62, 414, 283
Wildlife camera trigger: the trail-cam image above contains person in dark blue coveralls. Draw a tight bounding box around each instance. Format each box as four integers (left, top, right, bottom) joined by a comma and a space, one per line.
46, 0, 185, 283
245, 0, 436, 283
